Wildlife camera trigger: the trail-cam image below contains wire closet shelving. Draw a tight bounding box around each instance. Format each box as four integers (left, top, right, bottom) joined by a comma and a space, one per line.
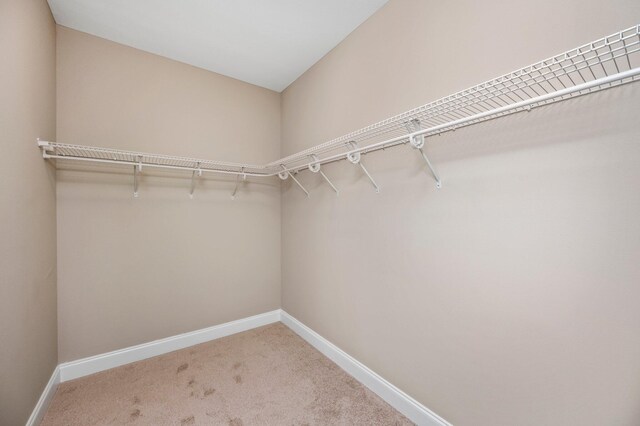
39, 25, 640, 197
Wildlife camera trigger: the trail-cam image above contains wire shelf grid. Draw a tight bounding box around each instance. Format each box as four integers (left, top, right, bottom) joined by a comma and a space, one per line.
42, 143, 270, 175
40, 25, 640, 179
271, 24, 640, 171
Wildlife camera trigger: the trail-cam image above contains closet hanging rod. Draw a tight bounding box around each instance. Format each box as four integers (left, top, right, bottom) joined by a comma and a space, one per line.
40, 25, 640, 184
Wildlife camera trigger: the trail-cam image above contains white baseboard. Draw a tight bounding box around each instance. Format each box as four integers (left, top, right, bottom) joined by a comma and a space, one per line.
59, 310, 281, 382
25, 365, 60, 426
280, 311, 451, 426
30, 309, 448, 426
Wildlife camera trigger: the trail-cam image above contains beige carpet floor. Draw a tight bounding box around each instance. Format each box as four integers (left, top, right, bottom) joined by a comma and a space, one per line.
41, 322, 413, 425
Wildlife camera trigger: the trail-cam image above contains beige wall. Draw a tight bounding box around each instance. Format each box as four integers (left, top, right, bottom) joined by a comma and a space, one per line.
281, 1, 640, 425
0, 0, 58, 424
56, 27, 281, 362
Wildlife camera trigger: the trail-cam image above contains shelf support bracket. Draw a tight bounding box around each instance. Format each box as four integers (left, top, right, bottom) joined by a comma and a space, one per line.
417, 147, 441, 189
231, 167, 247, 200
133, 156, 142, 198
309, 154, 338, 195
406, 119, 441, 189
37, 139, 54, 158
346, 141, 379, 193
278, 165, 309, 197
190, 162, 202, 199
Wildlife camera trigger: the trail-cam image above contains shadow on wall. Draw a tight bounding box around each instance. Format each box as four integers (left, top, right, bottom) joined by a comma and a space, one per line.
425, 85, 638, 165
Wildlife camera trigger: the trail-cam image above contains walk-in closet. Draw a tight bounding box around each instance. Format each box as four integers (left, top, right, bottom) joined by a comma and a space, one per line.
2, 1, 639, 425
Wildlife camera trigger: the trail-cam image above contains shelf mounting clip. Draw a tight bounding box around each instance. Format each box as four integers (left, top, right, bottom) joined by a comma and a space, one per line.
346, 141, 379, 193
190, 162, 202, 199
406, 119, 441, 189
308, 154, 338, 195
278, 165, 309, 197
133, 156, 143, 198
231, 167, 247, 200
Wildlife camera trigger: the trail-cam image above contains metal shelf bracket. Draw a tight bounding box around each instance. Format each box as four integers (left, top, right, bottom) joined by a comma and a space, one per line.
347, 141, 379, 193
309, 154, 339, 195
190, 162, 202, 199
279, 165, 309, 197
231, 167, 247, 200
37, 138, 54, 155
133, 156, 142, 198
417, 147, 442, 189
406, 119, 441, 189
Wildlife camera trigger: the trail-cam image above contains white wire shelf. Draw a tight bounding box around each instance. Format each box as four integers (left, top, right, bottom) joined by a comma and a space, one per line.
272, 24, 640, 173
38, 142, 272, 176
40, 24, 640, 196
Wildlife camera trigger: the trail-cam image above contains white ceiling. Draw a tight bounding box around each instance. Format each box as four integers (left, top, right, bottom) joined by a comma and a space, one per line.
47, 0, 388, 92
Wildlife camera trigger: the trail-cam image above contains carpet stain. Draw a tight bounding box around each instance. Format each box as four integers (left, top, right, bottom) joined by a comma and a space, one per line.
187, 378, 196, 387
204, 387, 215, 397
129, 409, 141, 420
177, 363, 189, 373
345, 377, 359, 390
181, 415, 195, 425
229, 418, 244, 426
320, 406, 341, 422
132, 396, 140, 404
232, 361, 243, 370
233, 375, 242, 384
61, 385, 77, 395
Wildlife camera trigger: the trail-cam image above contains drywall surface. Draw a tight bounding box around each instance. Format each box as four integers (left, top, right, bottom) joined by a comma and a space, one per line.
281, 1, 640, 425
56, 27, 281, 362
0, 1, 58, 424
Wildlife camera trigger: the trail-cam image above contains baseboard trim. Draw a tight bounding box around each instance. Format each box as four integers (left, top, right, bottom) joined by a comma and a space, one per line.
59, 310, 281, 382
280, 311, 451, 426
32, 309, 448, 426
25, 365, 60, 426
